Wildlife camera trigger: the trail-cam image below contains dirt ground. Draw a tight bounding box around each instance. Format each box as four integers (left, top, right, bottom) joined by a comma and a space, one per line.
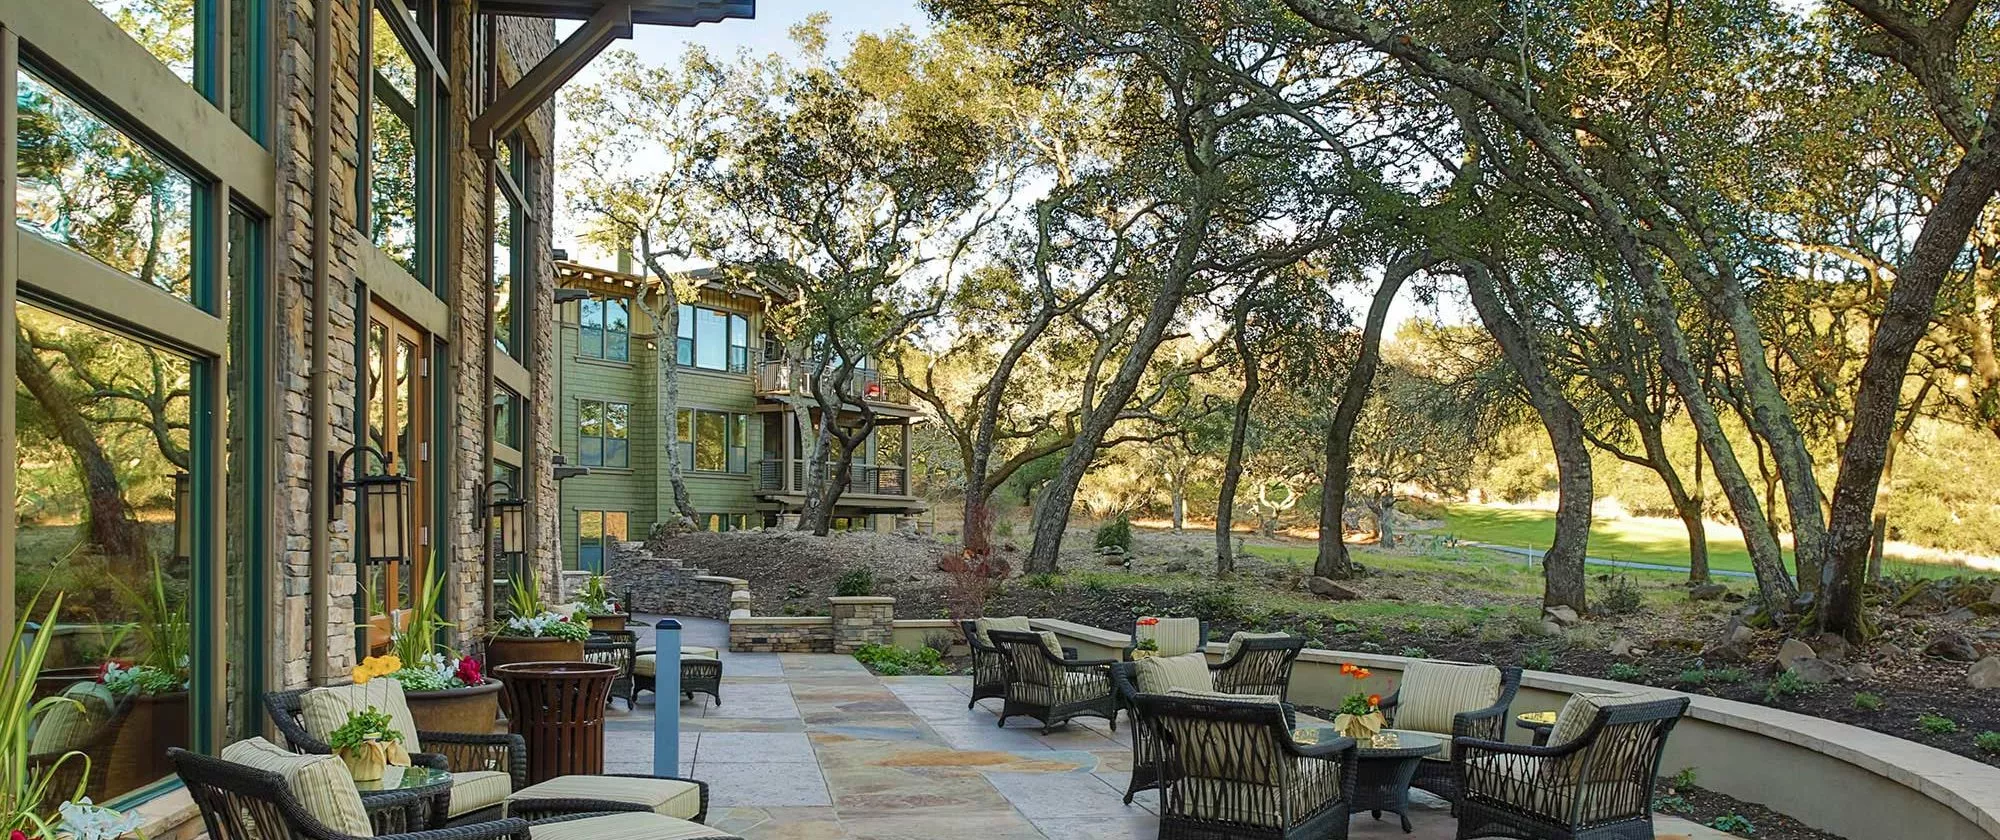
643, 522, 2000, 772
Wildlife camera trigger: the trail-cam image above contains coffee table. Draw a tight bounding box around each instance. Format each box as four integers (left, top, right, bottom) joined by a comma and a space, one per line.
1293, 725, 1442, 833
354, 764, 454, 832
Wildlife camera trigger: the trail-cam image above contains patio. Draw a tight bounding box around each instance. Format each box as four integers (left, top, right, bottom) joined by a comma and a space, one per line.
606, 618, 1734, 840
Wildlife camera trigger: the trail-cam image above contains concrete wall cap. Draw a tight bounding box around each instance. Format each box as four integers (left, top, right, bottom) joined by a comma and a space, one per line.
827, 596, 897, 605
691, 575, 747, 586
1029, 618, 1131, 648
729, 616, 832, 626
892, 619, 957, 628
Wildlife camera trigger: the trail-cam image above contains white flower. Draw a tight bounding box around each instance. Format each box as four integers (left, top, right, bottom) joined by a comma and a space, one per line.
59, 798, 142, 840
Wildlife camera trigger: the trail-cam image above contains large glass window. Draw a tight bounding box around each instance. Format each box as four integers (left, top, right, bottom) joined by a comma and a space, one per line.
675, 409, 748, 474
674, 305, 748, 372
15, 71, 195, 303
579, 297, 628, 361
492, 189, 516, 356
365, 6, 422, 275
493, 387, 522, 450
575, 510, 627, 572
578, 399, 628, 468
86, 0, 195, 82
14, 303, 194, 803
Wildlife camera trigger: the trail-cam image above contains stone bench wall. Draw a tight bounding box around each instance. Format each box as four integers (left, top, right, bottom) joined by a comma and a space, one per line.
829, 596, 895, 654
728, 616, 836, 652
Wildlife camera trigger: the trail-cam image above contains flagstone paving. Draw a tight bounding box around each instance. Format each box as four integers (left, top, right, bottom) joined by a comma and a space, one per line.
605, 617, 1738, 839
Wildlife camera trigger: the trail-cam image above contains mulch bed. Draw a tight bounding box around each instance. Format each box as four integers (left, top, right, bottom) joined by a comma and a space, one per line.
1662, 782, 1843, 840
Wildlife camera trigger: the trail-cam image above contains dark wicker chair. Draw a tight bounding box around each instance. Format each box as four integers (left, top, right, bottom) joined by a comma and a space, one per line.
1453, 696, 1690, 840
1381, 663, 1523, 806
987, 629, 1117, 734
584, 630, 637, 707
1111, 662, 1308, 805
633, 648, 723, 708
169, 747, 533, 840
1211, 636, 1306, 700
263, 688, 522, 824
1132, 693, 1356, 840
959, 619, 1077, 710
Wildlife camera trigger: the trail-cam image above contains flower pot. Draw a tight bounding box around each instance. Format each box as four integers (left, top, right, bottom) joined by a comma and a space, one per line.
588, 613, 629, 633
1333, 710, 1385, 741
405, 679, 505, 735
103, 690, 189, 796
1129, 649, 1159, 661
485, 635, 585, 671
339, 739, 391, 781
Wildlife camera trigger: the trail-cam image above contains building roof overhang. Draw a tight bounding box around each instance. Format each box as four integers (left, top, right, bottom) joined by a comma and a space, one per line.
479, 0, 752, 26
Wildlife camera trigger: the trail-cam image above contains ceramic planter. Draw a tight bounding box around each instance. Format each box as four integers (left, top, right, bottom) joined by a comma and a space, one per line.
404, 679, 504, 735
484, 635, 585, 672
588, 613, 629, 633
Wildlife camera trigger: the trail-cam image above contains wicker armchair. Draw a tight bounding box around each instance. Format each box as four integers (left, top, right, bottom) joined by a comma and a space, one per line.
987, 629, 1117, 734
1132, 693, 1356, 840
263, 689, 525, 805
1380, 661, 1522, 805
633, 647, 723, 708
1453, 696, 1690, 840
170, 747, 533, 840
584, 630, 637, 707
1211, 636, 1305, 699
959, 619, 1077, 710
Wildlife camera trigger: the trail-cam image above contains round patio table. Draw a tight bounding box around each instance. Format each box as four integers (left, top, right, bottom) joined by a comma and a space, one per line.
494, 660, 619, 784
1292, 725, 1442, 833
1515, 710, 1558, 746
353, 764, 453, 833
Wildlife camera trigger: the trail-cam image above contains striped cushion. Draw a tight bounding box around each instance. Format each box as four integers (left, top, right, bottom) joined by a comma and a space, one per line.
1033, 631, 1067, 661
509, 775, 703, 820
973, 616, 1032, 646
1546, 691, 1660, 783
526, 812, 731, 840
1137, 618, 1203, 657
301, 679, 422, 751
1394, 661, 1501, 736
221, 737, 373, 837
1222, 632, 1291, 662
635, 654, 656, 678
1167, 688, 1280, 705
30, 682, 112, 754
448, 770, 512, 818
1135, 653, 1213, 695
681, 646, 719, 658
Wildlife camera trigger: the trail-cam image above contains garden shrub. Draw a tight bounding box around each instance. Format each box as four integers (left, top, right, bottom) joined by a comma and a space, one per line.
854, 643, 946, 676
1917, 713, 1959, 735
1851, 691, 1884, 711
1975, 731, 2000, 754
1094, 514, 1133, 552
835, 568, 876, 597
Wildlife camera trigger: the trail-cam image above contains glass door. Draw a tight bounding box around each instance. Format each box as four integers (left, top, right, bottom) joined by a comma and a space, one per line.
362, 302, 429, 652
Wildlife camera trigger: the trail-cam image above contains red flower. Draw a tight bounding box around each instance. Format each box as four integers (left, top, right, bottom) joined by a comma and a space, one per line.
1339, 663, 1356, 675
14, 828, 31, 840
1367, 694, 1382, 707
1137, 617, 1160, 626
455, 656, 483, 686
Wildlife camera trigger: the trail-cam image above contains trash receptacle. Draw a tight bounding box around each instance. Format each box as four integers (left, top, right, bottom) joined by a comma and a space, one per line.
493, 660, 618, 784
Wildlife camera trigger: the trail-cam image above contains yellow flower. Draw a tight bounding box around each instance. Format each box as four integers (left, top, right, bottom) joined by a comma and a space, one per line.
350, 664, 372, 685
378, 654, 403, 675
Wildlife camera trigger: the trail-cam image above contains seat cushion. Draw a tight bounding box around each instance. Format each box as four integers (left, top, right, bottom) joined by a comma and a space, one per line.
529, 812, 731, 840
636, 654, 719, 679
448, 770, 513, 818
1166, 688, 1281, 705
681, 646, 719, 659
974, 616, 1032, 646
1393, 661, 1502, 736
1222, 631, 1291, 662
509, 775, 703, 820
221, 737, 373, 837
1135, 652, 1213, 695
1546, 691, 1662, 783
1137, 618, 1204, 657
301, 678, 422, 751
30, 681, 113, 754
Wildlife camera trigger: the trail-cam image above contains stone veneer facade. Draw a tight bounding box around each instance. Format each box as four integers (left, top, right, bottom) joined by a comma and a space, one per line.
829, 596, 896, 654
271, 0, 559, 689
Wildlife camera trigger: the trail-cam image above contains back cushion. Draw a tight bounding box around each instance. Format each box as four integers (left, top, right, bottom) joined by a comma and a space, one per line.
30, 681, 114, 754
1136, 652, 1214, 695
1546, 691, 1660, 784
221, 737, 374, 837
1394, 661, 1502, 735
975, 616, 1032, 646
301, 679, 422, 751
1033, 630, 1068, 661
1138, 618, 1205, 657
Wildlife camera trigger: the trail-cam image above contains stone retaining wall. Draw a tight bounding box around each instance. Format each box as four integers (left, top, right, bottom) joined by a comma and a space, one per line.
605, 540, 742, 619
829, 597, 896, 654
728, 616, 836, 652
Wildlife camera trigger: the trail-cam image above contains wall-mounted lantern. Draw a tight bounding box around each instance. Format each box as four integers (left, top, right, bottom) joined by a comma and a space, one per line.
171, 472, 193, 562
332, 445, 414, 566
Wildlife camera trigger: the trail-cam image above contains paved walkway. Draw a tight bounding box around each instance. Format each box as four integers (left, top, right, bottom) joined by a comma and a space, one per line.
607, 618, 1732, 839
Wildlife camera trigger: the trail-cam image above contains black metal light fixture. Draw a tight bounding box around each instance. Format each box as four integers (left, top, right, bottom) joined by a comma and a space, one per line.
171, 471, 193, 562
333, 445, 414, 566
481, 479, 529, 586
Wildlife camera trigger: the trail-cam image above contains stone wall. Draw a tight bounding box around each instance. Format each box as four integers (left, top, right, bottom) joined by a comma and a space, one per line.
605, 540, 739, 619
729, 617, 835, 653
829, 597, 896, 654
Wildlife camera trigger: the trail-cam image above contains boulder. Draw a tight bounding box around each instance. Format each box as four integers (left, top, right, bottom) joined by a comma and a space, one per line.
1875, 642, 1909, 661
1162, 560, 1190, 574
1941, 606, 1977, 623
1609, 637, 1647, 657
1545, 605, 1581, 626
1968, 656, 2000, 690
1776, 638, 1818, 672
1688, 583, 1729, 602
1701, 619, 1756, 663
1847, 662, 1876, 681
1307, 577, 1361, 601
1927, 632, 1981, 662
1969, 601, 2000, 617
1789, 658, 1846, 685
1534, 620, 1566, 638
1812, 633, 1852, 664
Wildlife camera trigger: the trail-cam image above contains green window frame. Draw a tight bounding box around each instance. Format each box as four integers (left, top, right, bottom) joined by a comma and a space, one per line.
675, 408, 747, 474
580, 296, 629, 361
359, 0, 447, 285
575, 510, 628, 572
675, 304, 748, 373
578, 399, 628, 468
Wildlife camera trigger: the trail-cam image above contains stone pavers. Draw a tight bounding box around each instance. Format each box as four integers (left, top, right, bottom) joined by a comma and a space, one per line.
616, 617, 1736, 840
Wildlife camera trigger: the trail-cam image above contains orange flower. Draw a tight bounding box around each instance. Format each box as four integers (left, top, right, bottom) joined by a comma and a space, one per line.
1368, 694, 1382, 707
1339, 663, 1356, 675
1355, 668, 1372, 679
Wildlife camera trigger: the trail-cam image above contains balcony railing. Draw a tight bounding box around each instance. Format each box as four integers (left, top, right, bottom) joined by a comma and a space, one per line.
758, 459, 911, 497
755, 361, 910, 405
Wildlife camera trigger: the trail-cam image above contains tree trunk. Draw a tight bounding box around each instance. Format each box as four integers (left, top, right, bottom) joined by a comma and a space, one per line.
1633, 413, 1708, 584
963, 306, 1057, 541
641, 247, 697, 528
1215, 300, 1258, 577
790, 350, 831, 531
16, 331, 147, 565
1315, 255, 1418, 580
1170, 480, 1185, 532
1461, 261, 1590, 612
1024, 189, 1216, 574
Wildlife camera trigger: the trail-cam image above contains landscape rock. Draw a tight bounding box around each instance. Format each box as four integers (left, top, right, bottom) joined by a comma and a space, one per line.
1688, 583, 1729, 602
1847, 662, 1876, 681
1788, 658, 1846, 685
1776, 638, 1818, 672
1876, 642, 1909, 661
1969, 601, 2000, 617
1609, 637, 1648, 657
1701, 619, 1756, 662
1968, 656, 2000, 690
1545, 605, 1581, 626
1306, 577, 1361, 601
1534, 620, 1565, 638
1925, 632, 1981, 662
1941, 606, 1977, 623
1812, 633, 1851, 664
1162, 560, 1189, 574
1722, 591, 1747, 603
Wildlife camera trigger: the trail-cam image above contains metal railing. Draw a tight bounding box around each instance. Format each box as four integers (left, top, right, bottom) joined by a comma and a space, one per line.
758, 460, 911, 497
755, 361, 909, 405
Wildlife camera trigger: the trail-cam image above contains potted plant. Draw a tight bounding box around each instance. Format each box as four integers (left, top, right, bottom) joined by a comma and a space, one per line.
387, 575, 502, 734
1131, 617, 1162, 660
329, 656, 412, 781
95, 561, 190, 798
1332, 663, 1385, 741
3, 595, 142, 840
575, 574, 628, 632
484, 570, 590, 671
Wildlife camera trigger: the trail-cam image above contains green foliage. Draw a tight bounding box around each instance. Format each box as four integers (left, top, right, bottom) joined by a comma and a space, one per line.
1598, 575, 1643, 615
392, 564, 454, 666
1764, 670, 1808, 703
1917, 713, 1959, 735
835, 568, 876, 597
1185, 586, 1243, 622
1398, 646, 1429, 659
1707, 814, 1756, 835
1671, 767, 1698, 789
1851, 691, 1884, 711
853, 643, 946, 676
1094, 514, 1133, 553
506, 565, 548, 619
1974, 731, 2000, 754
1607, 662, 1644, 682
3, 596, 98, 835
1524, 647, 1555, 671
578, 574, 618, 615
1652, 795, 1692, 815
1022, 572, 1063, 592
327, 707, 406, 752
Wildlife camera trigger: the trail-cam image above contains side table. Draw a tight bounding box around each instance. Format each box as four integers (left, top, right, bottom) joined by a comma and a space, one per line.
354, 764, 454, 833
